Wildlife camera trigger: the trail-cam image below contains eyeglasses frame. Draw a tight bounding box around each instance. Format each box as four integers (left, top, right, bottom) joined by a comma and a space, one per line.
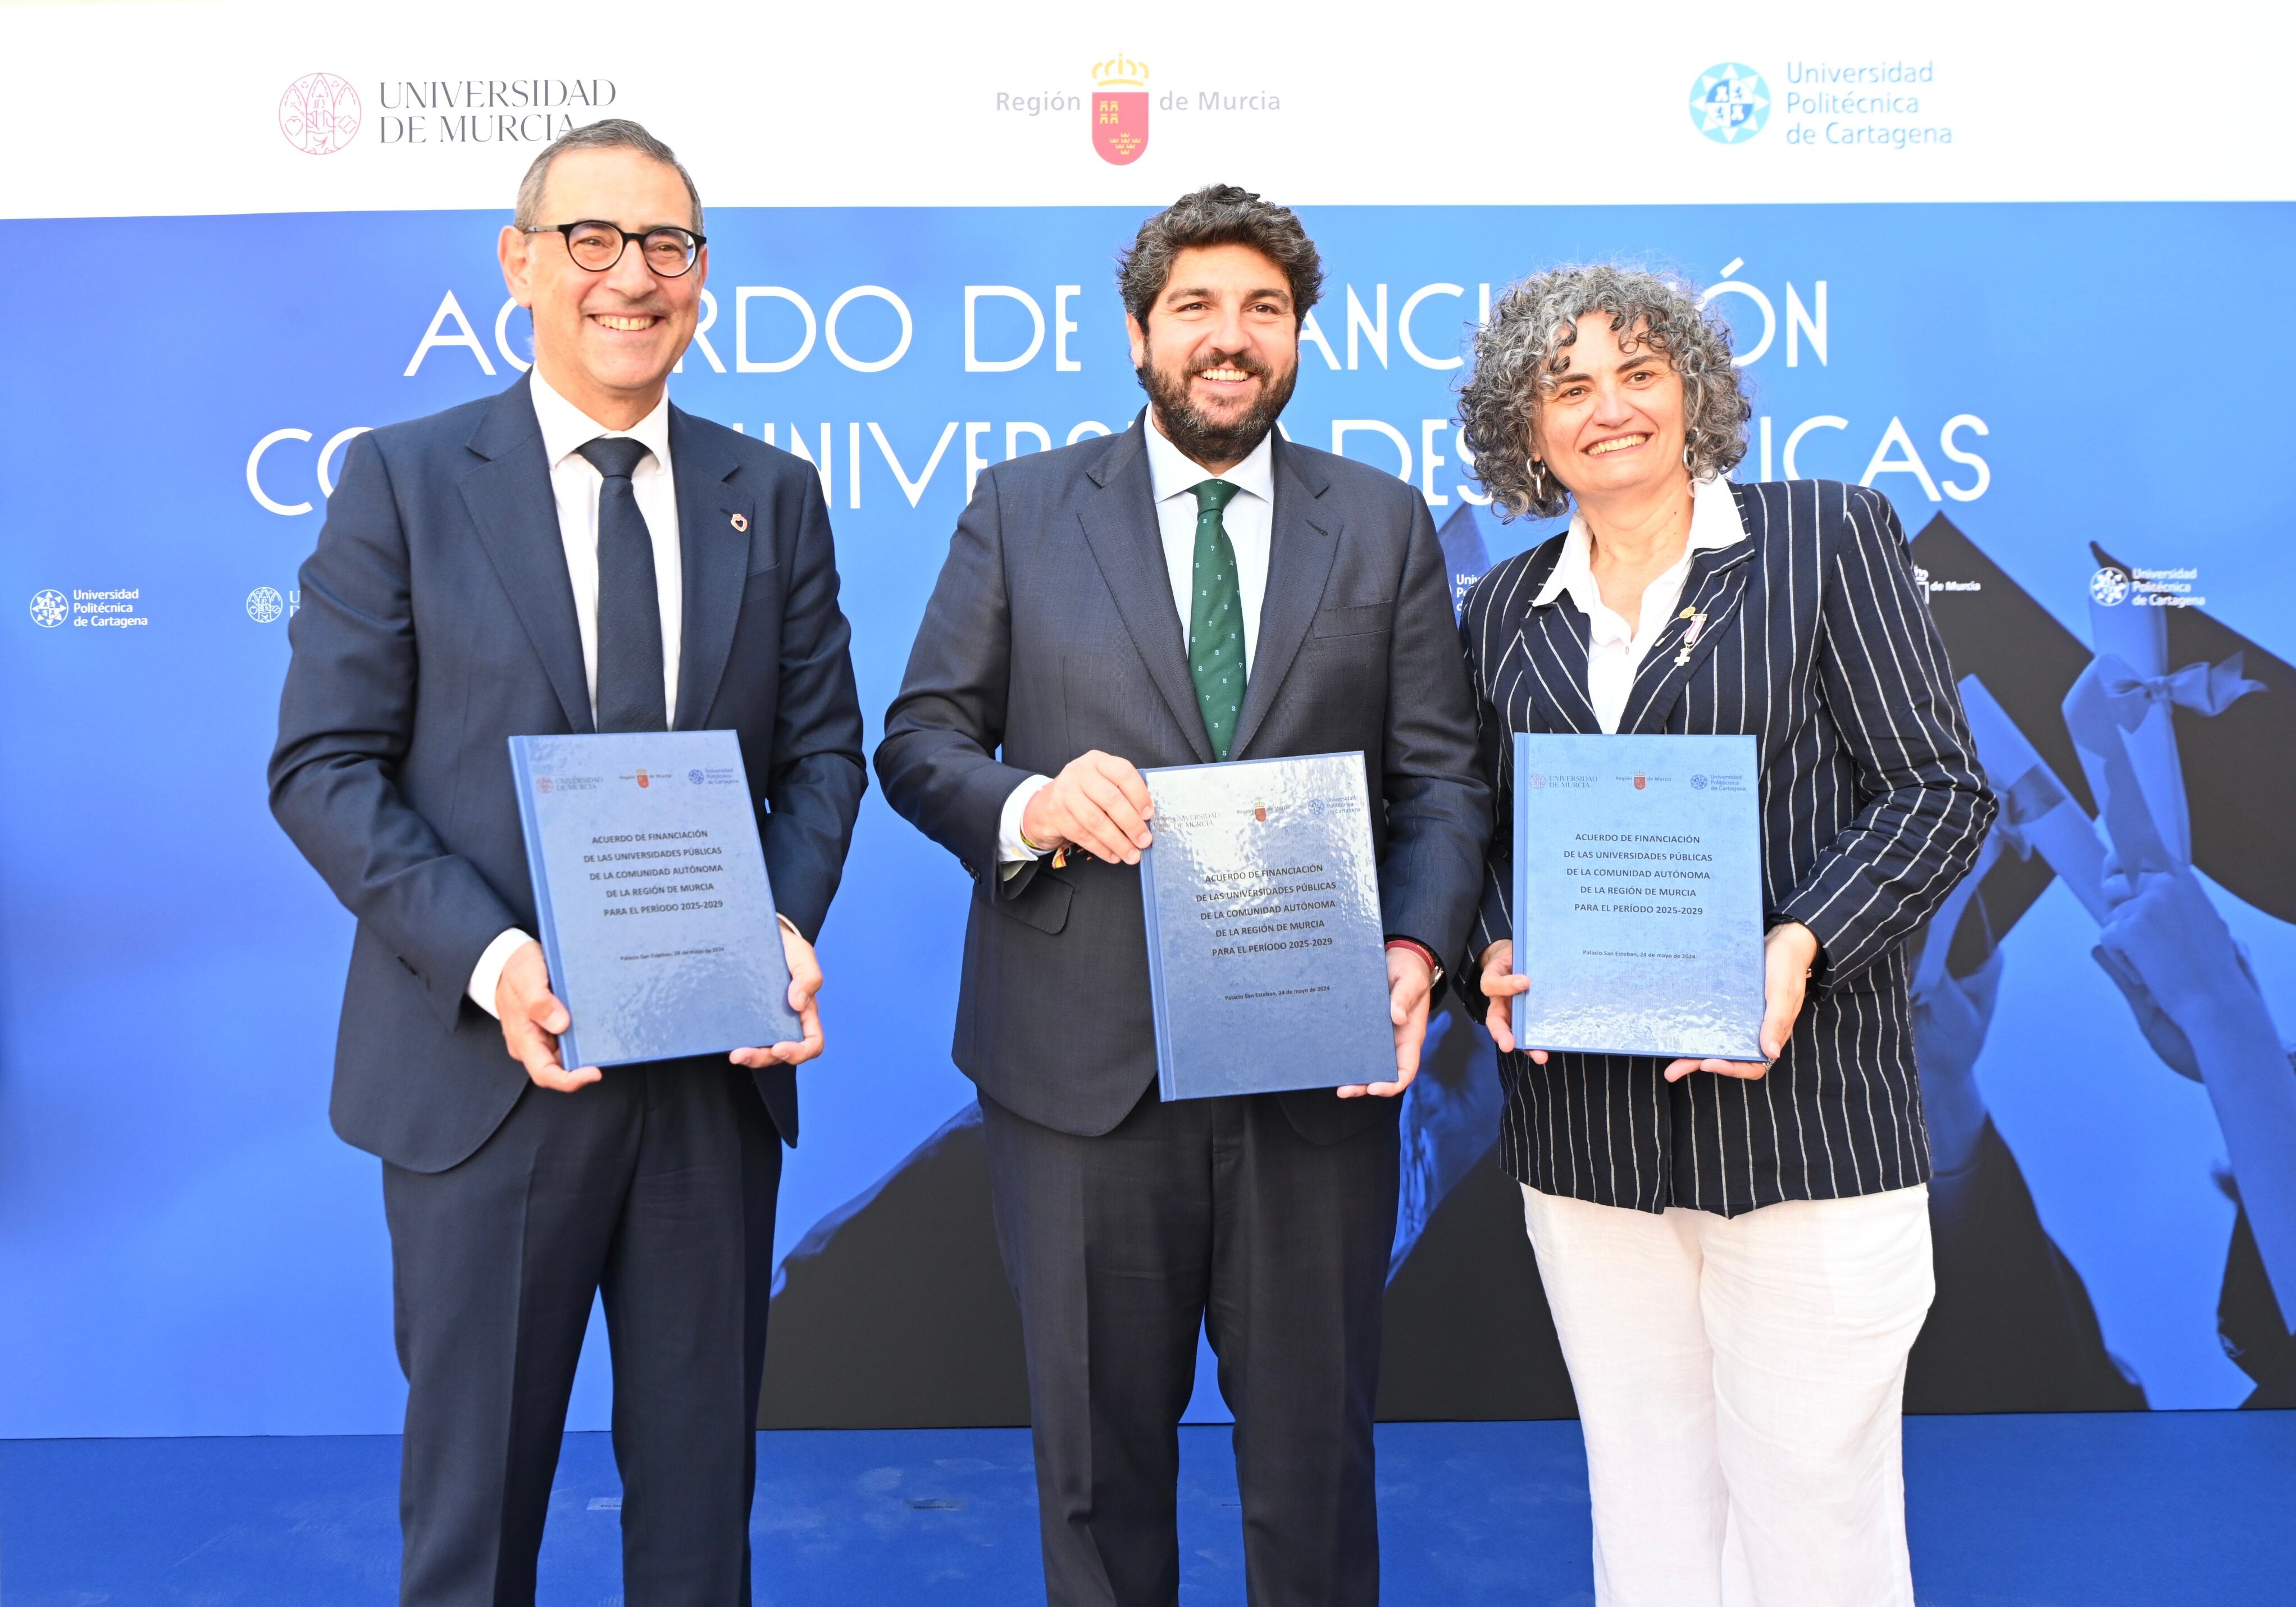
523, 221, 708, 278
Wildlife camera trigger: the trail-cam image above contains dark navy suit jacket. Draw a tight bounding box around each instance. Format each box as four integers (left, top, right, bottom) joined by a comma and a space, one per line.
270, 376, 866, 1172
875, 417, 1491, 1141
1461, 479, 1994, 1215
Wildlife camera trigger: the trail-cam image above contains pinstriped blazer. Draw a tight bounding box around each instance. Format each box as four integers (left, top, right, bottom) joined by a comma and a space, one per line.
1457, 479, 1995, 1216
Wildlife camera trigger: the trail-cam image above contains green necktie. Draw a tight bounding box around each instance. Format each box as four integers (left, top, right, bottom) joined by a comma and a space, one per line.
1187, 479, 1246, 761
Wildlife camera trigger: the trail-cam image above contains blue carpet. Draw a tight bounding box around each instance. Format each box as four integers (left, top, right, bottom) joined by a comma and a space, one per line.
0, 1415, 2288, 1604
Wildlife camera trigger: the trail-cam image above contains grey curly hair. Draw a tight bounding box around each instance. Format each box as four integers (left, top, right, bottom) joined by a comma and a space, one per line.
1457, 265, 1751, 519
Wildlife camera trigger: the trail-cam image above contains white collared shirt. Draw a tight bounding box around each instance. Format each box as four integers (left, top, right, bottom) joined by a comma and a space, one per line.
527, 366, 684, 721
469, 368, 685, 1018
996, 415, 1279, 866
1141, 412, 1277, 675
1533, 475, 1747, 734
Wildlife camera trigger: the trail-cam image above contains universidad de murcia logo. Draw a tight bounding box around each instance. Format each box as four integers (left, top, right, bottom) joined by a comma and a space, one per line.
1689, 63, 1770, 144
1091, 53, 1149, 166
280, 72, 362, 156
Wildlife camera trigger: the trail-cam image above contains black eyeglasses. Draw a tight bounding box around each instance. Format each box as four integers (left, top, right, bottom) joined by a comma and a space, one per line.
525, 221, 705, 277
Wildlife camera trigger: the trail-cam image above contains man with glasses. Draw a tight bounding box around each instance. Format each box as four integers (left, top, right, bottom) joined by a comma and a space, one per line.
269, 119, 865, 1604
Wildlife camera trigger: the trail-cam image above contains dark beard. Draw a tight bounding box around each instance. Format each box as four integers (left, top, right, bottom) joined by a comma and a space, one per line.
1136, 346, 1299, 466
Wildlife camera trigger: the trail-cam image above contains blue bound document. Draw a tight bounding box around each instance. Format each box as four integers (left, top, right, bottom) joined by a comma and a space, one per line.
1511, 732, 1765, 1060
1137, 752, 1395, 1100
508, 730, 800, 1069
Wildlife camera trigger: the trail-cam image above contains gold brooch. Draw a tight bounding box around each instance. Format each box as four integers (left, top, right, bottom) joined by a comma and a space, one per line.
730, 512, 749, 533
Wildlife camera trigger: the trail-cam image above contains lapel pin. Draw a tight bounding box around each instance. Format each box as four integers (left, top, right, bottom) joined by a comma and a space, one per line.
1674, 610, 1709, 667
730, 512, 749, 533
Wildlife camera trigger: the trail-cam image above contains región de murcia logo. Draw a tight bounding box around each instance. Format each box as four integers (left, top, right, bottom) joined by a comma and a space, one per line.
1091, 54, 1149, 166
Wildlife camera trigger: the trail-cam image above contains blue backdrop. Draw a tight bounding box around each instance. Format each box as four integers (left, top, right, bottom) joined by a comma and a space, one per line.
4, 201, 2292, 1435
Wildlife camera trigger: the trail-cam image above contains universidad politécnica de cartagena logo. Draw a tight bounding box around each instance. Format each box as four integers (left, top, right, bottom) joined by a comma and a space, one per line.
1689, 63, 1770, 144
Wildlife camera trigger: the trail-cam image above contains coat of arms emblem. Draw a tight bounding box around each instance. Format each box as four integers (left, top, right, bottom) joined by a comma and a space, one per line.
1090, 54, 1149, 165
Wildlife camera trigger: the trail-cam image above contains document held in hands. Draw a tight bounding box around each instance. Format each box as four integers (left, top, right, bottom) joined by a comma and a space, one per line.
1511, 731, 1765, 1060
1137, 752, 1396, 1100
509, 730, 801, 1070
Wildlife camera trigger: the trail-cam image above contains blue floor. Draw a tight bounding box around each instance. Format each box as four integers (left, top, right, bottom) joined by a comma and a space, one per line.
1, 1414, 2289, 1605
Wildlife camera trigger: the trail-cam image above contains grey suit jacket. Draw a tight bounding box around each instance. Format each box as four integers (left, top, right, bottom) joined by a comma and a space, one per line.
875, 416, 1490, 1141
270, 377, 866, 1171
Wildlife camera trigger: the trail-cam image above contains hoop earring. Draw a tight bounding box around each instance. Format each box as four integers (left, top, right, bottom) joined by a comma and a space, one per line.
1530, 458, 1549, 504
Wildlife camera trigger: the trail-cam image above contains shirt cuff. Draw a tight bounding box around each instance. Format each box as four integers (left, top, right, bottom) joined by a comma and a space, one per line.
997, 774, 1056, 866
467, 927, 533, 1020
1385, 935, 1443, 985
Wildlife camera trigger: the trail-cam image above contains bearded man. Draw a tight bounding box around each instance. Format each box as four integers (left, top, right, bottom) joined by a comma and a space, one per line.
875, 185, 1489, 1607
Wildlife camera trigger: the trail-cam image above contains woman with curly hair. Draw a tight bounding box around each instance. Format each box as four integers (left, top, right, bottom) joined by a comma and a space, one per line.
1453, 266, 1994, 1606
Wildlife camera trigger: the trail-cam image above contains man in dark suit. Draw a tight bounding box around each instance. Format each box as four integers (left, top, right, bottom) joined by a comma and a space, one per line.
876, 185, 1489, 1607
268, 120, 864, 1605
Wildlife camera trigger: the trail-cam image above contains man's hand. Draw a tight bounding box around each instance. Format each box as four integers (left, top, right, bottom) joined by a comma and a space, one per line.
1341, 945, 1436, 1099
1020, 750, 1155, 866
495, 939, 602, 1092
732, 921, 826, 1069
1664, 920, 1817, 1083
1476, 940, 1546, 1063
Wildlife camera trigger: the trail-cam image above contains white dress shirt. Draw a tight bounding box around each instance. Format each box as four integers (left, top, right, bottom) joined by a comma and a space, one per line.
1531, 474, 1747, 734
996, 415, 1277, 864
467, 368, 685, 1017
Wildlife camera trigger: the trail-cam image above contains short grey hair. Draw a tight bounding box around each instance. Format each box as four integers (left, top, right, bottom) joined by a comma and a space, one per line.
1457, 264, 1751, 520
513, 118, 703, 233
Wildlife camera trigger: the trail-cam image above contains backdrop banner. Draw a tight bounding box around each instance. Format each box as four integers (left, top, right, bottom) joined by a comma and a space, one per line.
3, 1, 2293, 1436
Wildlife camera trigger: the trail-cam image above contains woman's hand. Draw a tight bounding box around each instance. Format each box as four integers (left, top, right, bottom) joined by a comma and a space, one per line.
1664, 921, 1817, 1083
1477, 940, 1547, 1063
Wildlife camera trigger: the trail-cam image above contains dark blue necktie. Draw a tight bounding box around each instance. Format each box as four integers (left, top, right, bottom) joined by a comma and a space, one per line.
578, 436, 667, 732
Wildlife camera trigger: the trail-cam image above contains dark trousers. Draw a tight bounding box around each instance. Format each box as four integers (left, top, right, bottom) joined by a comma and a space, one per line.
382, 1061, 782, 1607
980, 1085, 1399, 1607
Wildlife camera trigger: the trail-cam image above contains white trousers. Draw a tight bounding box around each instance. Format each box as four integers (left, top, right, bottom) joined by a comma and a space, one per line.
1521, 1183, 1934, 1607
